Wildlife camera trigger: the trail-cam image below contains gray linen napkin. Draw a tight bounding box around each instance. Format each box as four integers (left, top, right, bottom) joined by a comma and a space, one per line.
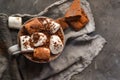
0, 14, 22, 80
10, 0, 106, 80
0, 0, 106, 80
0, 14, 10, 80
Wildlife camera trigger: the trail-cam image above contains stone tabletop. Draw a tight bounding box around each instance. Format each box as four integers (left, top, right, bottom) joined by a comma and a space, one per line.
0, 0, 120, 80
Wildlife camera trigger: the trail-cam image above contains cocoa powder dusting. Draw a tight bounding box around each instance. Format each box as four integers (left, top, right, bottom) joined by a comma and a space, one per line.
23, 41, 29, 49
32, 33, 40, 43
54, 29, 64, 43
29, 39, 34, 48
42, 32, 50, 48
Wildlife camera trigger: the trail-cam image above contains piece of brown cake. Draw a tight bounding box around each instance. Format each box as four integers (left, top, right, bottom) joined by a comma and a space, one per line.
68, 8, 89, 31
64, 0, 89, 31
68, 20, 83, 30
80, 8, 89, 24
56, 17, 69, 30
65, 0, 82, 21
24, 18, 45, 35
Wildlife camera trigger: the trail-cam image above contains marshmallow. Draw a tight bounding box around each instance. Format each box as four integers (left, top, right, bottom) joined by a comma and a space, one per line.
31, 32, 47, 47
50, 35, 64, 54
24, 18, 45, 35
20, 36, 34, 51
43, 19, 60, 33
50, 21, 60, 33
8, 16, 22, 29
34, 47, 50, 60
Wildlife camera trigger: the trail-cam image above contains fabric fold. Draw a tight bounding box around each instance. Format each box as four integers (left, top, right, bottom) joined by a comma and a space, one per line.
48, 35, 106, 80
0, 14, 22, 80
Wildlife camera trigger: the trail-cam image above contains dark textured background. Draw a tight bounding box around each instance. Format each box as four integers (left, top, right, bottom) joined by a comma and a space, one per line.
0, 0, 120, 80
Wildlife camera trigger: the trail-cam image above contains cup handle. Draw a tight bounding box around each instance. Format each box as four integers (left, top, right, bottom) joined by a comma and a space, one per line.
8, 44, 21, 55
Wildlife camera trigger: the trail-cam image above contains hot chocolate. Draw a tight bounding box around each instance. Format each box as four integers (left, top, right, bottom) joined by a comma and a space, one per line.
18, 17, 64, 63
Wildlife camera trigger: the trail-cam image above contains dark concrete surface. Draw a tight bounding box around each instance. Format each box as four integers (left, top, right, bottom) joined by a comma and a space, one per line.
0, 0, 120, 80
71, 0, 120, 80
